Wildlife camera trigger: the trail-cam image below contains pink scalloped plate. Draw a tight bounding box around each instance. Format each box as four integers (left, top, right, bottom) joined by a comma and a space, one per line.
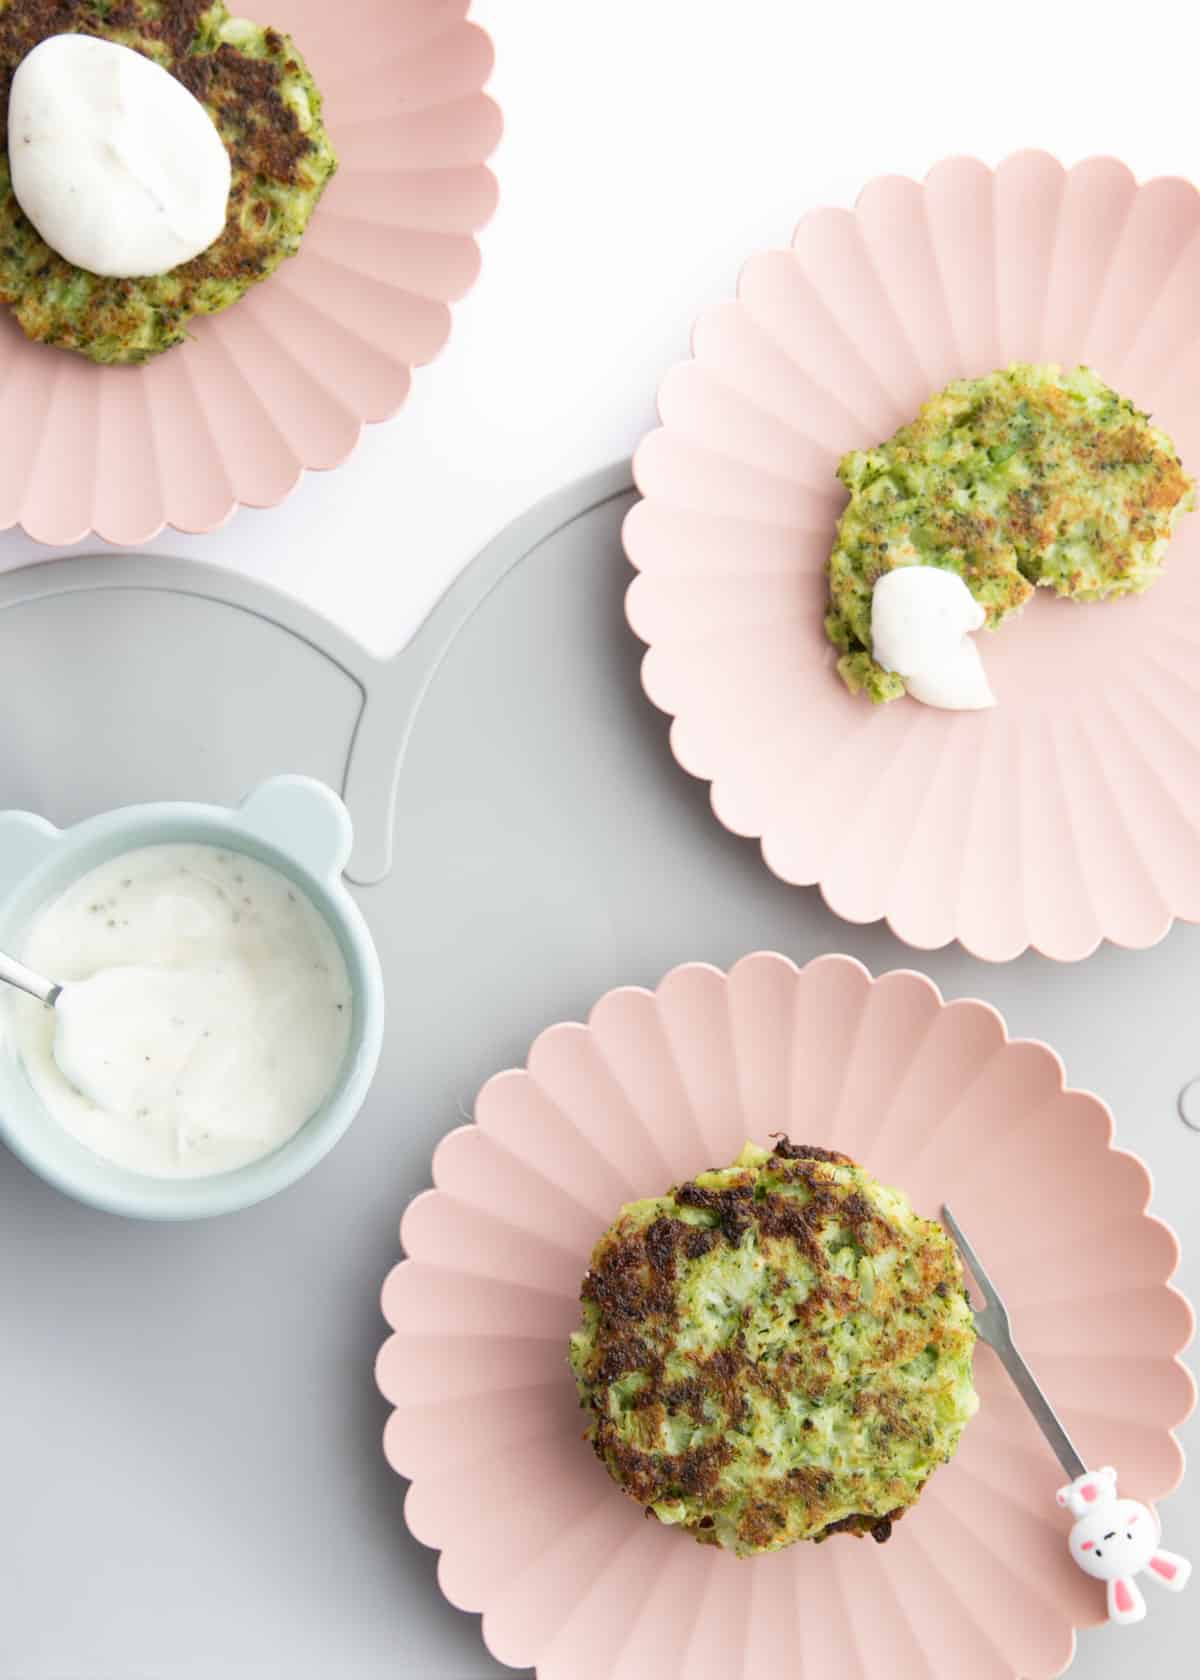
624, 151, 1200, 963
377, 953, 1195, 1680
0, 0, 500, 545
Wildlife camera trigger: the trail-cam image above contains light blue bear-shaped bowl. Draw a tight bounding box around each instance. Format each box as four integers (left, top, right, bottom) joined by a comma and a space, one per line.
0, 776, 384, 1219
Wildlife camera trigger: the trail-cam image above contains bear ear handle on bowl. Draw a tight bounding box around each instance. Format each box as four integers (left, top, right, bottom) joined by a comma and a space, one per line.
235, 775, 354, 884
943, 1207, 1192, 1628
0, 779, 353, 900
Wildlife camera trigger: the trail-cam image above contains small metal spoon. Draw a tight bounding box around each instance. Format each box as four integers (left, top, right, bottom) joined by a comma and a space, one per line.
0, 950, 61, 1009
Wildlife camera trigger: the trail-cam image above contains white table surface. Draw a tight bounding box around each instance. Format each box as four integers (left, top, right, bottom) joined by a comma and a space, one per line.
1, 0, 1196, 654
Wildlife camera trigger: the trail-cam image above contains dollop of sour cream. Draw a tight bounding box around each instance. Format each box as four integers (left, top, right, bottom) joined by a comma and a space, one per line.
871, 566, 996, 711
8, 34, 231, 278
9, 845, 351, 1180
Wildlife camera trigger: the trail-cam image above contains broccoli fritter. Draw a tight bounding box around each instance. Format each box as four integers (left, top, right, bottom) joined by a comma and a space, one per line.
569, 1139, 978, 1557
0, 0, 336, 363
826, 363, 1194, 702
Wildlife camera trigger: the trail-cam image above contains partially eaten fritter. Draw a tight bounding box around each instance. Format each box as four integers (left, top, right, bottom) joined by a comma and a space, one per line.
569, 1139, 978, 1556
827, 363, 1195, 702
0, 0, 336, 363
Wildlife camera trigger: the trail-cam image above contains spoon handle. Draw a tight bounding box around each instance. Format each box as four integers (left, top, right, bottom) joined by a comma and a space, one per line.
0, 951, 60, 1009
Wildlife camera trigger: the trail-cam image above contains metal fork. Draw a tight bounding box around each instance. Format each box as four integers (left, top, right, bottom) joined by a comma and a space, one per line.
942, 1203, 1087, 1482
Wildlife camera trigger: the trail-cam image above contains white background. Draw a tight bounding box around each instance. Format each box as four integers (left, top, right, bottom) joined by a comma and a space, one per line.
1, 0, 1198, 656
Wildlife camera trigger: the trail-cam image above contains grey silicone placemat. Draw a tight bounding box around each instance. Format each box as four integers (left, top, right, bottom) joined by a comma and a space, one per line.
0, 464, 1194, 1680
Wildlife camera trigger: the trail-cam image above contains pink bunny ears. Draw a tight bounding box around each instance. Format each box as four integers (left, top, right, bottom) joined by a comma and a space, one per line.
1056, 1466, 1118, 1520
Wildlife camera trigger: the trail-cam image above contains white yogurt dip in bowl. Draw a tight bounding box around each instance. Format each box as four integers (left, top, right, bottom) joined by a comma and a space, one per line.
0, 777, 383, 1219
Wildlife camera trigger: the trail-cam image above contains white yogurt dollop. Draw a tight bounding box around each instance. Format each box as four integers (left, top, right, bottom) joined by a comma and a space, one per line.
871, 565, 996, 711
9, 845, 351, 1179
8, 34, 231, 278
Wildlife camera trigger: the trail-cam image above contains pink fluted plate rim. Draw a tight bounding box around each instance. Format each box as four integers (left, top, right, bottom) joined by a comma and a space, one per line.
0, 0, 500, 545
377, 952, 1195, 1680
624, 151, 1200, 962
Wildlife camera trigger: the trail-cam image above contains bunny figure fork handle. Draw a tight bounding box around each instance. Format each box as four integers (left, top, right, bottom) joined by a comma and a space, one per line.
1058, 1467, 1191, 1625
943, 1207, 1192, 1629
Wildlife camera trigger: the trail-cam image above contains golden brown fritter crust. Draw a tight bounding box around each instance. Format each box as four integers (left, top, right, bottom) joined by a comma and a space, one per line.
570, 1140, 978, 1556
0, 0, 336, 362
827, 363, 1195, 702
